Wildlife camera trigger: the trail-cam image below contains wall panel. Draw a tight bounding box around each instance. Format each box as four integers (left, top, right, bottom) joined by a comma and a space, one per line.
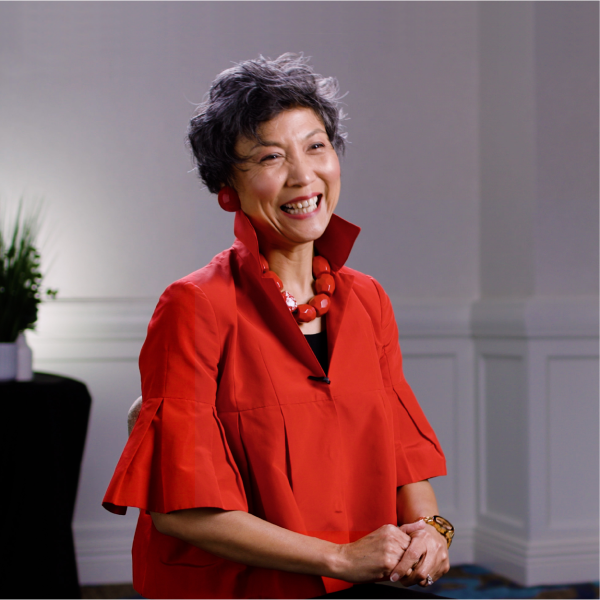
547, 356, 599, 530
479, 353, 527, 529
397, 304, 476, 565
402, 354, 457, 512
473, 304, 599, 586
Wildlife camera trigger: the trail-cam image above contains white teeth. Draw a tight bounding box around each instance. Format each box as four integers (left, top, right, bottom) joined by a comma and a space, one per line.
282, 196, 319, 214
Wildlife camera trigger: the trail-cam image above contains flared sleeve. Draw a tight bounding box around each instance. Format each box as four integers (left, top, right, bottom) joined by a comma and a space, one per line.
372, 279, 447, 486
103, 280, 248, 515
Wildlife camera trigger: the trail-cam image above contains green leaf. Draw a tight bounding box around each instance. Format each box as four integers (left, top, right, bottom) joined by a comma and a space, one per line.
0, 198, 58, 342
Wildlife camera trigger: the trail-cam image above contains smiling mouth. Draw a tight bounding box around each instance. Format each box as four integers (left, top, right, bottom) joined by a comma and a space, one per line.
280, 195, 321, 215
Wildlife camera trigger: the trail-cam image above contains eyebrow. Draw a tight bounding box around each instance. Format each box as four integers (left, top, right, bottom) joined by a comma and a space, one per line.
249, 128, 326, 151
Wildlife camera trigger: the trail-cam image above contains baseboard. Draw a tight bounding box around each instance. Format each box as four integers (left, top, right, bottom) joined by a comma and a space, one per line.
475, 525, 600, 586
447, 525, 475, 565
74, 522, 136, 585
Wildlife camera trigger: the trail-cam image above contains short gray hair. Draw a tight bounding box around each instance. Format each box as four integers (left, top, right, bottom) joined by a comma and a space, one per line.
188, 53, 347, 194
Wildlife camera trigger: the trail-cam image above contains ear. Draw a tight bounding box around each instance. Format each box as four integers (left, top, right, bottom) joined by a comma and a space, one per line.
217, 186, 241, 212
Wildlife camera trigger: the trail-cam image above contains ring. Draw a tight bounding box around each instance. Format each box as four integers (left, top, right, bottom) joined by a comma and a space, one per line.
425, 574, 433, 586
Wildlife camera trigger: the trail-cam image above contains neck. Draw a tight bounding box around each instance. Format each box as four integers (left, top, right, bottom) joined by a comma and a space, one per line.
256, 238, 325, 334
259, 241, 315, 305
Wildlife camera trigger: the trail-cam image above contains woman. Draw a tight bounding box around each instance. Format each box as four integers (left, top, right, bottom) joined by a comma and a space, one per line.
103, 54, 452, 599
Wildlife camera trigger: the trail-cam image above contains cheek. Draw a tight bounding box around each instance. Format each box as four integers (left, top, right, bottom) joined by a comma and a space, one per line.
324, 155, 341, 187
238, 175, 280, 212
255, 179, 281, 199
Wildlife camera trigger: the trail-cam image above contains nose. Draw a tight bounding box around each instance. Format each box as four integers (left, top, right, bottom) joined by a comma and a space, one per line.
286, 154, 316, 188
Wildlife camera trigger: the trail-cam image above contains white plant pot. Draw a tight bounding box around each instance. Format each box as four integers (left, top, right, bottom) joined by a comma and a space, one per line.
16, 332, 33, 381
0, 342, 18, 382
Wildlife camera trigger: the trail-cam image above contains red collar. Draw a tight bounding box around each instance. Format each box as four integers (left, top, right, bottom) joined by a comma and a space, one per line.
233, 210, 361, 274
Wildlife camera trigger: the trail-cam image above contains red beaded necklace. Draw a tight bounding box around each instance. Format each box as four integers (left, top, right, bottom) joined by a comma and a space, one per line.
259, 254, 336, 323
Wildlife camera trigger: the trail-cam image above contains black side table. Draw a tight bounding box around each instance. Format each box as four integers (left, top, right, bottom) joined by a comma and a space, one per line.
0, 373, 92, 599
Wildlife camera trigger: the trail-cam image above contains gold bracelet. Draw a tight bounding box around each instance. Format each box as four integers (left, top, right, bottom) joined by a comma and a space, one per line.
420, 515, 454, 548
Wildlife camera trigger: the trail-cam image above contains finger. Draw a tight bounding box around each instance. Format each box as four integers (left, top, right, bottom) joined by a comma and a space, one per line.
387, 535, 418, 583
372, 523, 411, 552
390, 558, 419, 583
417, 565, 440, 588
340, 530, 408, 583
399, 550, 427, 587
412, 543, 449, 587
413, 553, 436, 587
398, 520, 425, 536
394, 529, 412, 548
391, 539, 424, 582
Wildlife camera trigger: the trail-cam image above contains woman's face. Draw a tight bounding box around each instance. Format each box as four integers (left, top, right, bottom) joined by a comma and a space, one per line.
232, 107, 341, 251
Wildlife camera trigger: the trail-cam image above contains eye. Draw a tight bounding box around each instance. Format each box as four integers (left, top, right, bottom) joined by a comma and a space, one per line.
260, 152, 281, 163
310, 142, 326, 150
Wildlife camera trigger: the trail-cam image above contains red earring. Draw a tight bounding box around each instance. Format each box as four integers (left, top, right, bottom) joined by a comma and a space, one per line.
218, 187, 241, 212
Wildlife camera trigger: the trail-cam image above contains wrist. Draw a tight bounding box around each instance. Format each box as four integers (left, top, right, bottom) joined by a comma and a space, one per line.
424, 523, 446, 545
419, 515, 454, 548
323, 542, 350, 579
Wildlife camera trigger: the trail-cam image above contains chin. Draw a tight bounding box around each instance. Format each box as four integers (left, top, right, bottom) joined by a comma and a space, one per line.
288, 227, 328, 246
287, 209, 333, 240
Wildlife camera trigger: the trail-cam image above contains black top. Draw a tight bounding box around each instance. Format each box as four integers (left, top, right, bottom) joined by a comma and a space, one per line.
304, 329, 329, 375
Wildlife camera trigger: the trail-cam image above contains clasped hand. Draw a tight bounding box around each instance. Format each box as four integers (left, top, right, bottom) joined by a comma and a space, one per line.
335, 520, 449, 587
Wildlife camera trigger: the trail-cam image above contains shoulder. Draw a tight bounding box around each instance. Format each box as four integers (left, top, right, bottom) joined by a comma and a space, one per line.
340, 266, 397, 341
340, 266, 390, 310
148, 248, 238, 338
160, 247, 236, 306
175, 247, 235, 292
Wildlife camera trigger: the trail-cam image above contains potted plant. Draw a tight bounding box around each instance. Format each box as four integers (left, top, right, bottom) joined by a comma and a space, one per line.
0, 201, 57, 381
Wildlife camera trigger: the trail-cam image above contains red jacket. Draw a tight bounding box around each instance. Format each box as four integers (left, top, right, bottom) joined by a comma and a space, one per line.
103, 211, 446, 599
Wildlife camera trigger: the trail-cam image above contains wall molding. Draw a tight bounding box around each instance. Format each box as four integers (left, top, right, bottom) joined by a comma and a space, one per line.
447, 524, 475, 565
472, 299, 599, 586
475, 524, 600, 587
475, 347, 528, 538
391, 298, 473, 338
29, 298, 156, 363
471, 296, 599, 339
32, 294, 599, 348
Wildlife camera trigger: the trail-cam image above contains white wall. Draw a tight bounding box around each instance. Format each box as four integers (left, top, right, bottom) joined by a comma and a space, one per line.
1, 1, 597, 587
473, 1, 599, 585
0, 1, 480, 300
534, 2, 599, 297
